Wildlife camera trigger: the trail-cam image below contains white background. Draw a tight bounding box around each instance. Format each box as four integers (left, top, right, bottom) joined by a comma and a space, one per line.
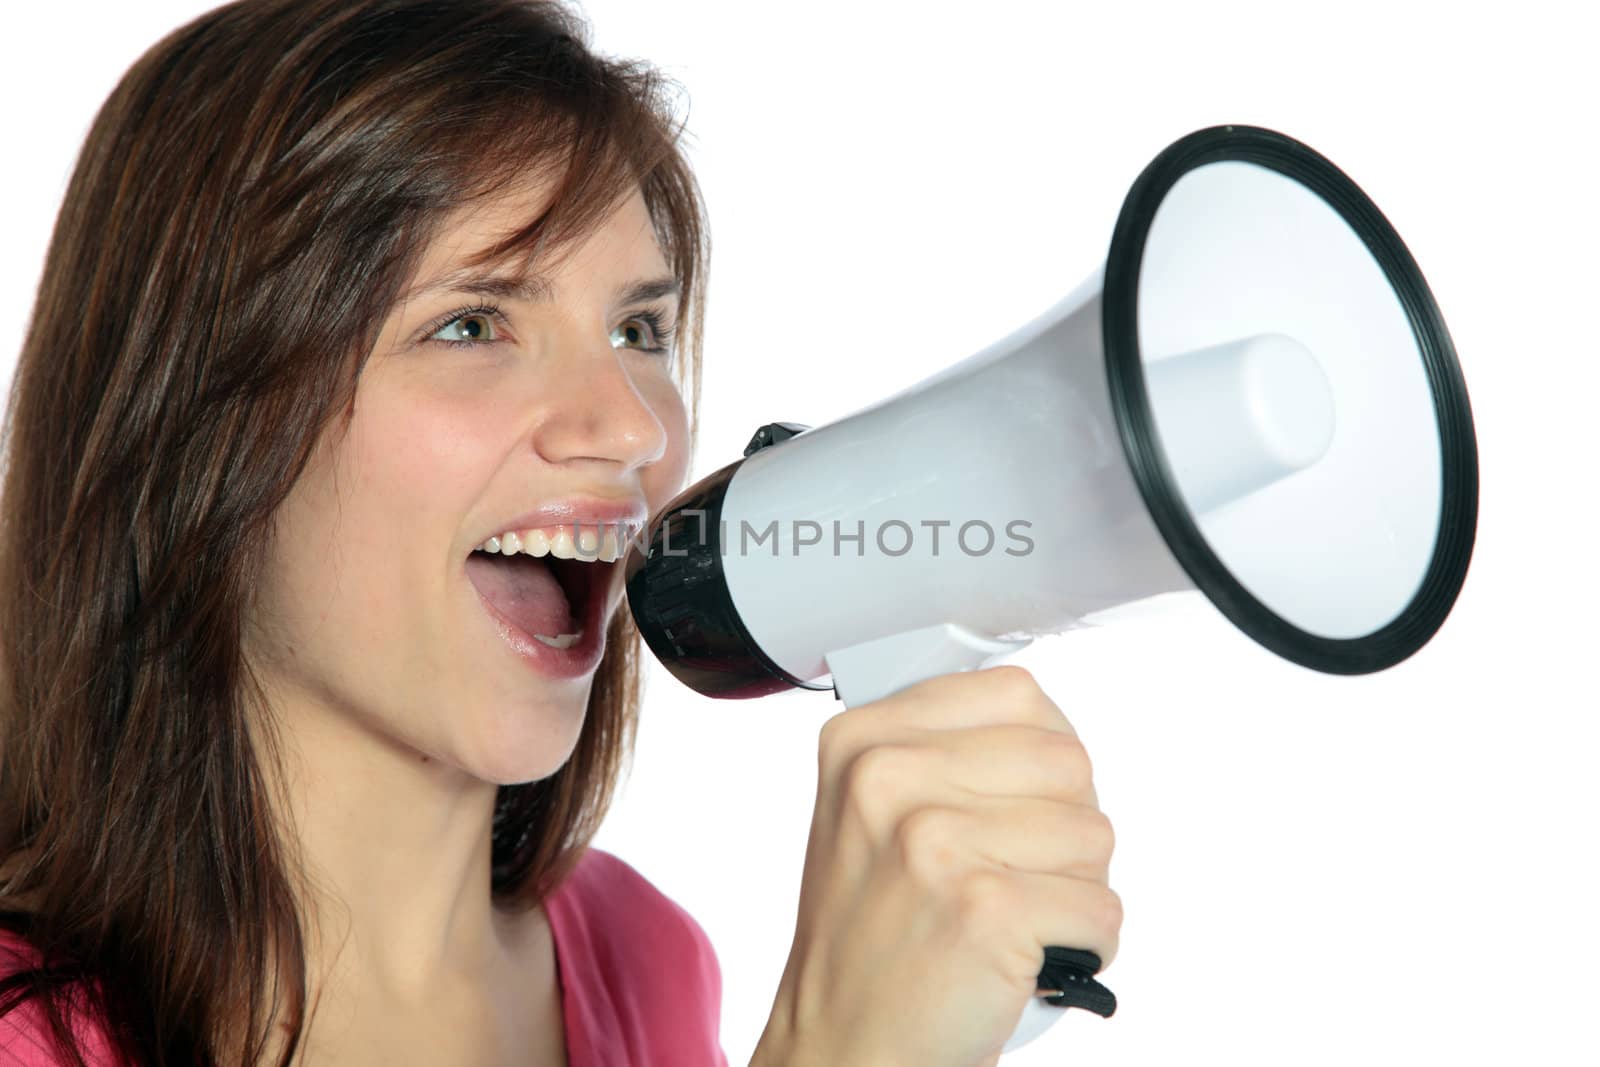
3, 2, 1596, 1065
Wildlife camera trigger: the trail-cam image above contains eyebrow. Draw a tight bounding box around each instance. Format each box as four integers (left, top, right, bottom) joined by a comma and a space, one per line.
408, 268, 680, 309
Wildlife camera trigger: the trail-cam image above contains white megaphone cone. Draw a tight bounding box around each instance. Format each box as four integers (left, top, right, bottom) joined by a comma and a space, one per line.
626, 125, 1477, 1056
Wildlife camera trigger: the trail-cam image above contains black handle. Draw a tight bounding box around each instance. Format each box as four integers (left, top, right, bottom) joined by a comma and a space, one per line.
1036, 946, 1116, 1017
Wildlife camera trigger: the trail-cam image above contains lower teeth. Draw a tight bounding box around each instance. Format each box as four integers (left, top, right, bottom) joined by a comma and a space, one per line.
533, 630, 583, 649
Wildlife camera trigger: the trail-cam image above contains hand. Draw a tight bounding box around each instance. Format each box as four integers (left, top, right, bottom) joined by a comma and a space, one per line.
752, 665, 1122, 1067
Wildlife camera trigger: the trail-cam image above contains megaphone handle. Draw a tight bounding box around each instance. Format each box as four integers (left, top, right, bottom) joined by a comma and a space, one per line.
1038, 947, 1117, 1015
823, 622, 1031, 709
823, 625, 1119, 1045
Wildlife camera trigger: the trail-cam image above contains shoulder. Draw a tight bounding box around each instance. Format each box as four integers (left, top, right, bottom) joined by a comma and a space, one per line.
555, 847, 721, 982
0, 927, 115, 1067
550, 848, 727, 1063
547, 847, 726, 1061
559, 848, 697, 922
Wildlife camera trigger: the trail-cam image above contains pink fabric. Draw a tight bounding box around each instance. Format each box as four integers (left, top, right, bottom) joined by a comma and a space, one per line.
0, 933, 115, 1066
0, 846, 727, 1066
545, 847, 729, 1067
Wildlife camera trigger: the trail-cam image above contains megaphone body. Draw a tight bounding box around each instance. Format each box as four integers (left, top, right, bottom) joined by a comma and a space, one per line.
626, 125, 1478, 1054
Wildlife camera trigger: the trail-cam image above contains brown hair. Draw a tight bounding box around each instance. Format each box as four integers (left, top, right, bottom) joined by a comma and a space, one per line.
0, 1, 707, 1063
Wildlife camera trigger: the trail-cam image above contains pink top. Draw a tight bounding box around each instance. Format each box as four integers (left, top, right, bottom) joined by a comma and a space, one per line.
545, 848, 729, 1067
0, 847, 728, 1066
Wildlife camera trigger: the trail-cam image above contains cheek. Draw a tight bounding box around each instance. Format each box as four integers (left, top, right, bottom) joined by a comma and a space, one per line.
275, 374, 517, 633
352, 372, 517, 524
363, 402, 477, 498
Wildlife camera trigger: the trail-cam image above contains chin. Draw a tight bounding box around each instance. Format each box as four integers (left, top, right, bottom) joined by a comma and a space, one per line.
454, 696, 589, 787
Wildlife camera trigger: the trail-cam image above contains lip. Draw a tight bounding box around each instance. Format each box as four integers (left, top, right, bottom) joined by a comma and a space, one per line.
483, 495, 649, 545
464, 493, 648, 680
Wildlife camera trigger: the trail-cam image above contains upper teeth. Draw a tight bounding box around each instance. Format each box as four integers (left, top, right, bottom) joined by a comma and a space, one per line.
475, 521, 641, 564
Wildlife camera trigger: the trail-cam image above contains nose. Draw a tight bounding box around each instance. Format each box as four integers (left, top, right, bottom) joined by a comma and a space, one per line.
527, 331, 670, 473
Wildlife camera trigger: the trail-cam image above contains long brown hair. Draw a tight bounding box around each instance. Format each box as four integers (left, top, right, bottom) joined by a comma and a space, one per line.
0, 1, 707, 1063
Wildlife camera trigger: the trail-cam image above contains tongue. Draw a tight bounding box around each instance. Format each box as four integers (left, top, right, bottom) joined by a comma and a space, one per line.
465, 553, 576, 637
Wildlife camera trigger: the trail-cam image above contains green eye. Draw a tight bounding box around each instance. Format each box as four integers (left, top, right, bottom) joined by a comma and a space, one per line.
429, 308, 503, 348
610, 320, 649, 349
609, 310, 676, 355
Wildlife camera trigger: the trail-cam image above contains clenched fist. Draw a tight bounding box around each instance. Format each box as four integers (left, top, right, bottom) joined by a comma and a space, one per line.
751, 665, 1121, 1067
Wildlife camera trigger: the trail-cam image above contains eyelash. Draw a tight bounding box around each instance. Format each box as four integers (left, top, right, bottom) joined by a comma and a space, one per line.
422, 302, 677, 355
615, 308, 677, 355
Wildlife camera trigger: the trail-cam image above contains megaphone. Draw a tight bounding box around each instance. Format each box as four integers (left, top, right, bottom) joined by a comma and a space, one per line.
625, 125, 1477, 1054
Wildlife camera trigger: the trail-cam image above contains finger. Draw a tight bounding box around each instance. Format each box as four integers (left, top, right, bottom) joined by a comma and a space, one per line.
898, 801, 1111, 888
872, 664, 1073, 736
827, 728, 1101, 846
926, 798, 1115, 883
1028, 870, 1122, 974
956, 868, 1124, 979
819, 665, 1079, 782
908, 723, 1099, 808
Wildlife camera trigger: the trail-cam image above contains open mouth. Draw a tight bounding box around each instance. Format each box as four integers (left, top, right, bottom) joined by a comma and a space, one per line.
463, 549, 615, 649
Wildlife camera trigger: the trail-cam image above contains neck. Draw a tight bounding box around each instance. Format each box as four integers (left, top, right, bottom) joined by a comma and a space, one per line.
252, 688, 517, 1007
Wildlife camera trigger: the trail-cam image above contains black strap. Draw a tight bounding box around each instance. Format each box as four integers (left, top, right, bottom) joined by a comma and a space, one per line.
1037, 947, 1117, 1017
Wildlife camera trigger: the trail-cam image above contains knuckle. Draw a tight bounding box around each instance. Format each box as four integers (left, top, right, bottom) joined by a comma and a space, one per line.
1071, 883, 1123, 969
1041, 730, 1093, 787
1097, 885, 1125, 941
1037, 701, 1081, 739
895, 807, 963, 882
1069, 806, 1115, 866
842, 744, 915, 830
847, 743, 910, 795
817, 709, 854, 767
982, 665, 1073, 733
981, 664, 1039, 703
956, 869, 1021, 926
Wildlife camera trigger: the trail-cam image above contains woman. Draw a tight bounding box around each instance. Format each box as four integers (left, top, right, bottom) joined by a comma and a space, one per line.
0, 1, 1122, 1065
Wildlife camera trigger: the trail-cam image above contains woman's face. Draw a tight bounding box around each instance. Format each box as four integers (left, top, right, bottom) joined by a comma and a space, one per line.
247, 184, 690, 785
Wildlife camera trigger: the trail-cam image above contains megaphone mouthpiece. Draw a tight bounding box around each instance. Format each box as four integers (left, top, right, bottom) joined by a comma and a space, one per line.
1146, 331, 1336, 514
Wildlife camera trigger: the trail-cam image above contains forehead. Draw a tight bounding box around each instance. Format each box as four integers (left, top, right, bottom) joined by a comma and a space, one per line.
410, 181, 668, 297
